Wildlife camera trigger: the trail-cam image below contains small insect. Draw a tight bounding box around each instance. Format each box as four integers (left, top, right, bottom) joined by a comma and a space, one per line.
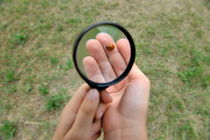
105, 43, 115, 51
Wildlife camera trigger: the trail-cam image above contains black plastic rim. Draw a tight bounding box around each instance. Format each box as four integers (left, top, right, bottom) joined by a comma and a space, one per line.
73, 22, 136, 90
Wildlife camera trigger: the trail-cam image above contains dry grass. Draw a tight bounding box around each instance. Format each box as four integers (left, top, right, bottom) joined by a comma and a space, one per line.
0, 0, 209, 139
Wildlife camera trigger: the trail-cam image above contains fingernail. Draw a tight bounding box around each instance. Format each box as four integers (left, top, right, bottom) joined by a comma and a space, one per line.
88, 89, 99, 100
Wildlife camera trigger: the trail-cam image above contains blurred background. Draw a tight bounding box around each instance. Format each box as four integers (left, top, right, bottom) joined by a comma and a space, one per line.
0, 0, 209, 139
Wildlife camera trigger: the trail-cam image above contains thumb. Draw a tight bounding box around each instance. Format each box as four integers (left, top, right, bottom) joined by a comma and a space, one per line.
65, 89, 99, 138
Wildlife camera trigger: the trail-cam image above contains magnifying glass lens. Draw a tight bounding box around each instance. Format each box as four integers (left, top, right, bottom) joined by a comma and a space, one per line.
75, 24, 131, 84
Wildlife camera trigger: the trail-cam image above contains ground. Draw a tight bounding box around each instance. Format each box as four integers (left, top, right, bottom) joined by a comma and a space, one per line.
0, 0, 209, 140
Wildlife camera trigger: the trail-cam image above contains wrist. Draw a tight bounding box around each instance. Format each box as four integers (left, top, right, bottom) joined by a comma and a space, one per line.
104, 127, 147, 140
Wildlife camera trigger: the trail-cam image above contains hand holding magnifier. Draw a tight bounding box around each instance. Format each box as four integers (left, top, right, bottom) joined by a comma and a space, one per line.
73, 22, 136, 91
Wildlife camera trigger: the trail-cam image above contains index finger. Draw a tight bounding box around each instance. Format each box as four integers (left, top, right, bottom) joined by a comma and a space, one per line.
64, 89, 100, 139
53, 84, 90, 140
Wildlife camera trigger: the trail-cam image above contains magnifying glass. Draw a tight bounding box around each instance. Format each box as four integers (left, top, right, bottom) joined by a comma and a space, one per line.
73, 22, 135, 91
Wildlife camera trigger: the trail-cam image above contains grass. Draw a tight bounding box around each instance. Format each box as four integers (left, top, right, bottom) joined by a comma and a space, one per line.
10, 33, 27, 46
45, 93, 70, 111
65, 59, 73, 70
0, 0, 209, 139
2, 70, 17, 83
50, 56, 59, 65
0, 120, 17, 140
38, 84, 49, 95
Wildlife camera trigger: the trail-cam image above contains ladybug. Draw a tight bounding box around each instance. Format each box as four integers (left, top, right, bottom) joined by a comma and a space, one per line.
105, 43, 115, 51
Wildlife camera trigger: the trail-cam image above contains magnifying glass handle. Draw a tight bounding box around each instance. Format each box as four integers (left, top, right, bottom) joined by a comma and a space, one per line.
88, 83, 107, 91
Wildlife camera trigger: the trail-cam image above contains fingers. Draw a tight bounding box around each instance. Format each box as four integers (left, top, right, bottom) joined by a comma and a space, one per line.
95, 102, 109, 120
83, 56, 105, 83
86, 39, 116, 82
95, 91, 111, 120
116, 39, 148, 81
65, 84, 90, 113
65, 89, 100, 139
53, 84, 90, 140
91, 119, 101, 135
91, 132, 101, 140
96, 33, 127, 76
116, 39, 131, 64
91, 121, 101, 140
73, 89, 100, 129
100, 90, 113, 103
115, 39, 151, 118
85, 33, 129, 93
83, 55, 113, 103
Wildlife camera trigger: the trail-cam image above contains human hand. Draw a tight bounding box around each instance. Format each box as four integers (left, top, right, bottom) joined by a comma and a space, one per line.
83, 33, 150, 140
53, 84, 109, 140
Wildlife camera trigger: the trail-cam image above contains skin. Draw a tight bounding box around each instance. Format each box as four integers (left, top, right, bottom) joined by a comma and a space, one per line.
53, 33, 150, 140
53, 84, 103, 140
